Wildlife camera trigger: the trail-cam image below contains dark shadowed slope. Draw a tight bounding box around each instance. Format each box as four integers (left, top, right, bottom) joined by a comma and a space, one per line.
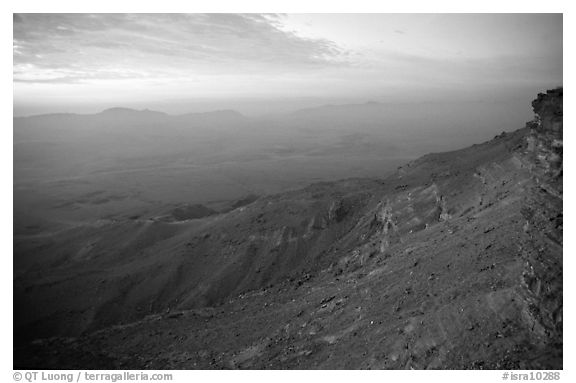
14, 89, 562, 369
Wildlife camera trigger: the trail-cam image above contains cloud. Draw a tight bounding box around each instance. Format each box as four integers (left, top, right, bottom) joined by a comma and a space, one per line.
13, 13, 347, 84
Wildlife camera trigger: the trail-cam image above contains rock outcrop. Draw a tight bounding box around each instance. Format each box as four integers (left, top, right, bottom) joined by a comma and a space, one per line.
525, 87, 563, 189
518, 88, 563, 363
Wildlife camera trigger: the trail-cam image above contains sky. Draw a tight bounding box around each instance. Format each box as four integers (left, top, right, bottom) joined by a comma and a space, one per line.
13, 13, 563, 116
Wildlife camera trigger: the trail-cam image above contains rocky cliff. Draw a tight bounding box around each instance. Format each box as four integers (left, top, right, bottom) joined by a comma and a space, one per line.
518, 88, 563, 365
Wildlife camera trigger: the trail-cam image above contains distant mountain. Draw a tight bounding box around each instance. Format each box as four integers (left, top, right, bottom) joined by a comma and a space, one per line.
98, 107, 168, 117
16, 107, 244, 121
14, 107, 248, 139
100, 107, 162, 115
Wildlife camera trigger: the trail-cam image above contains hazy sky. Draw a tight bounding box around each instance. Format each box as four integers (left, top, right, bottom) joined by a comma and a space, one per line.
13, 13, 562, 115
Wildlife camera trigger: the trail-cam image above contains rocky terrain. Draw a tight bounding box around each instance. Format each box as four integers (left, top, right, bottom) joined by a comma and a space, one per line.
13, 89, 562, 369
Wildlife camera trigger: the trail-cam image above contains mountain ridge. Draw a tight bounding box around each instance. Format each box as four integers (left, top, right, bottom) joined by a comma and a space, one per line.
15, 107, 245, 120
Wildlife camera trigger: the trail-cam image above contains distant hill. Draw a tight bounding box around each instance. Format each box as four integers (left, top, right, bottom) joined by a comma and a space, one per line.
16, 107, 245, 128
